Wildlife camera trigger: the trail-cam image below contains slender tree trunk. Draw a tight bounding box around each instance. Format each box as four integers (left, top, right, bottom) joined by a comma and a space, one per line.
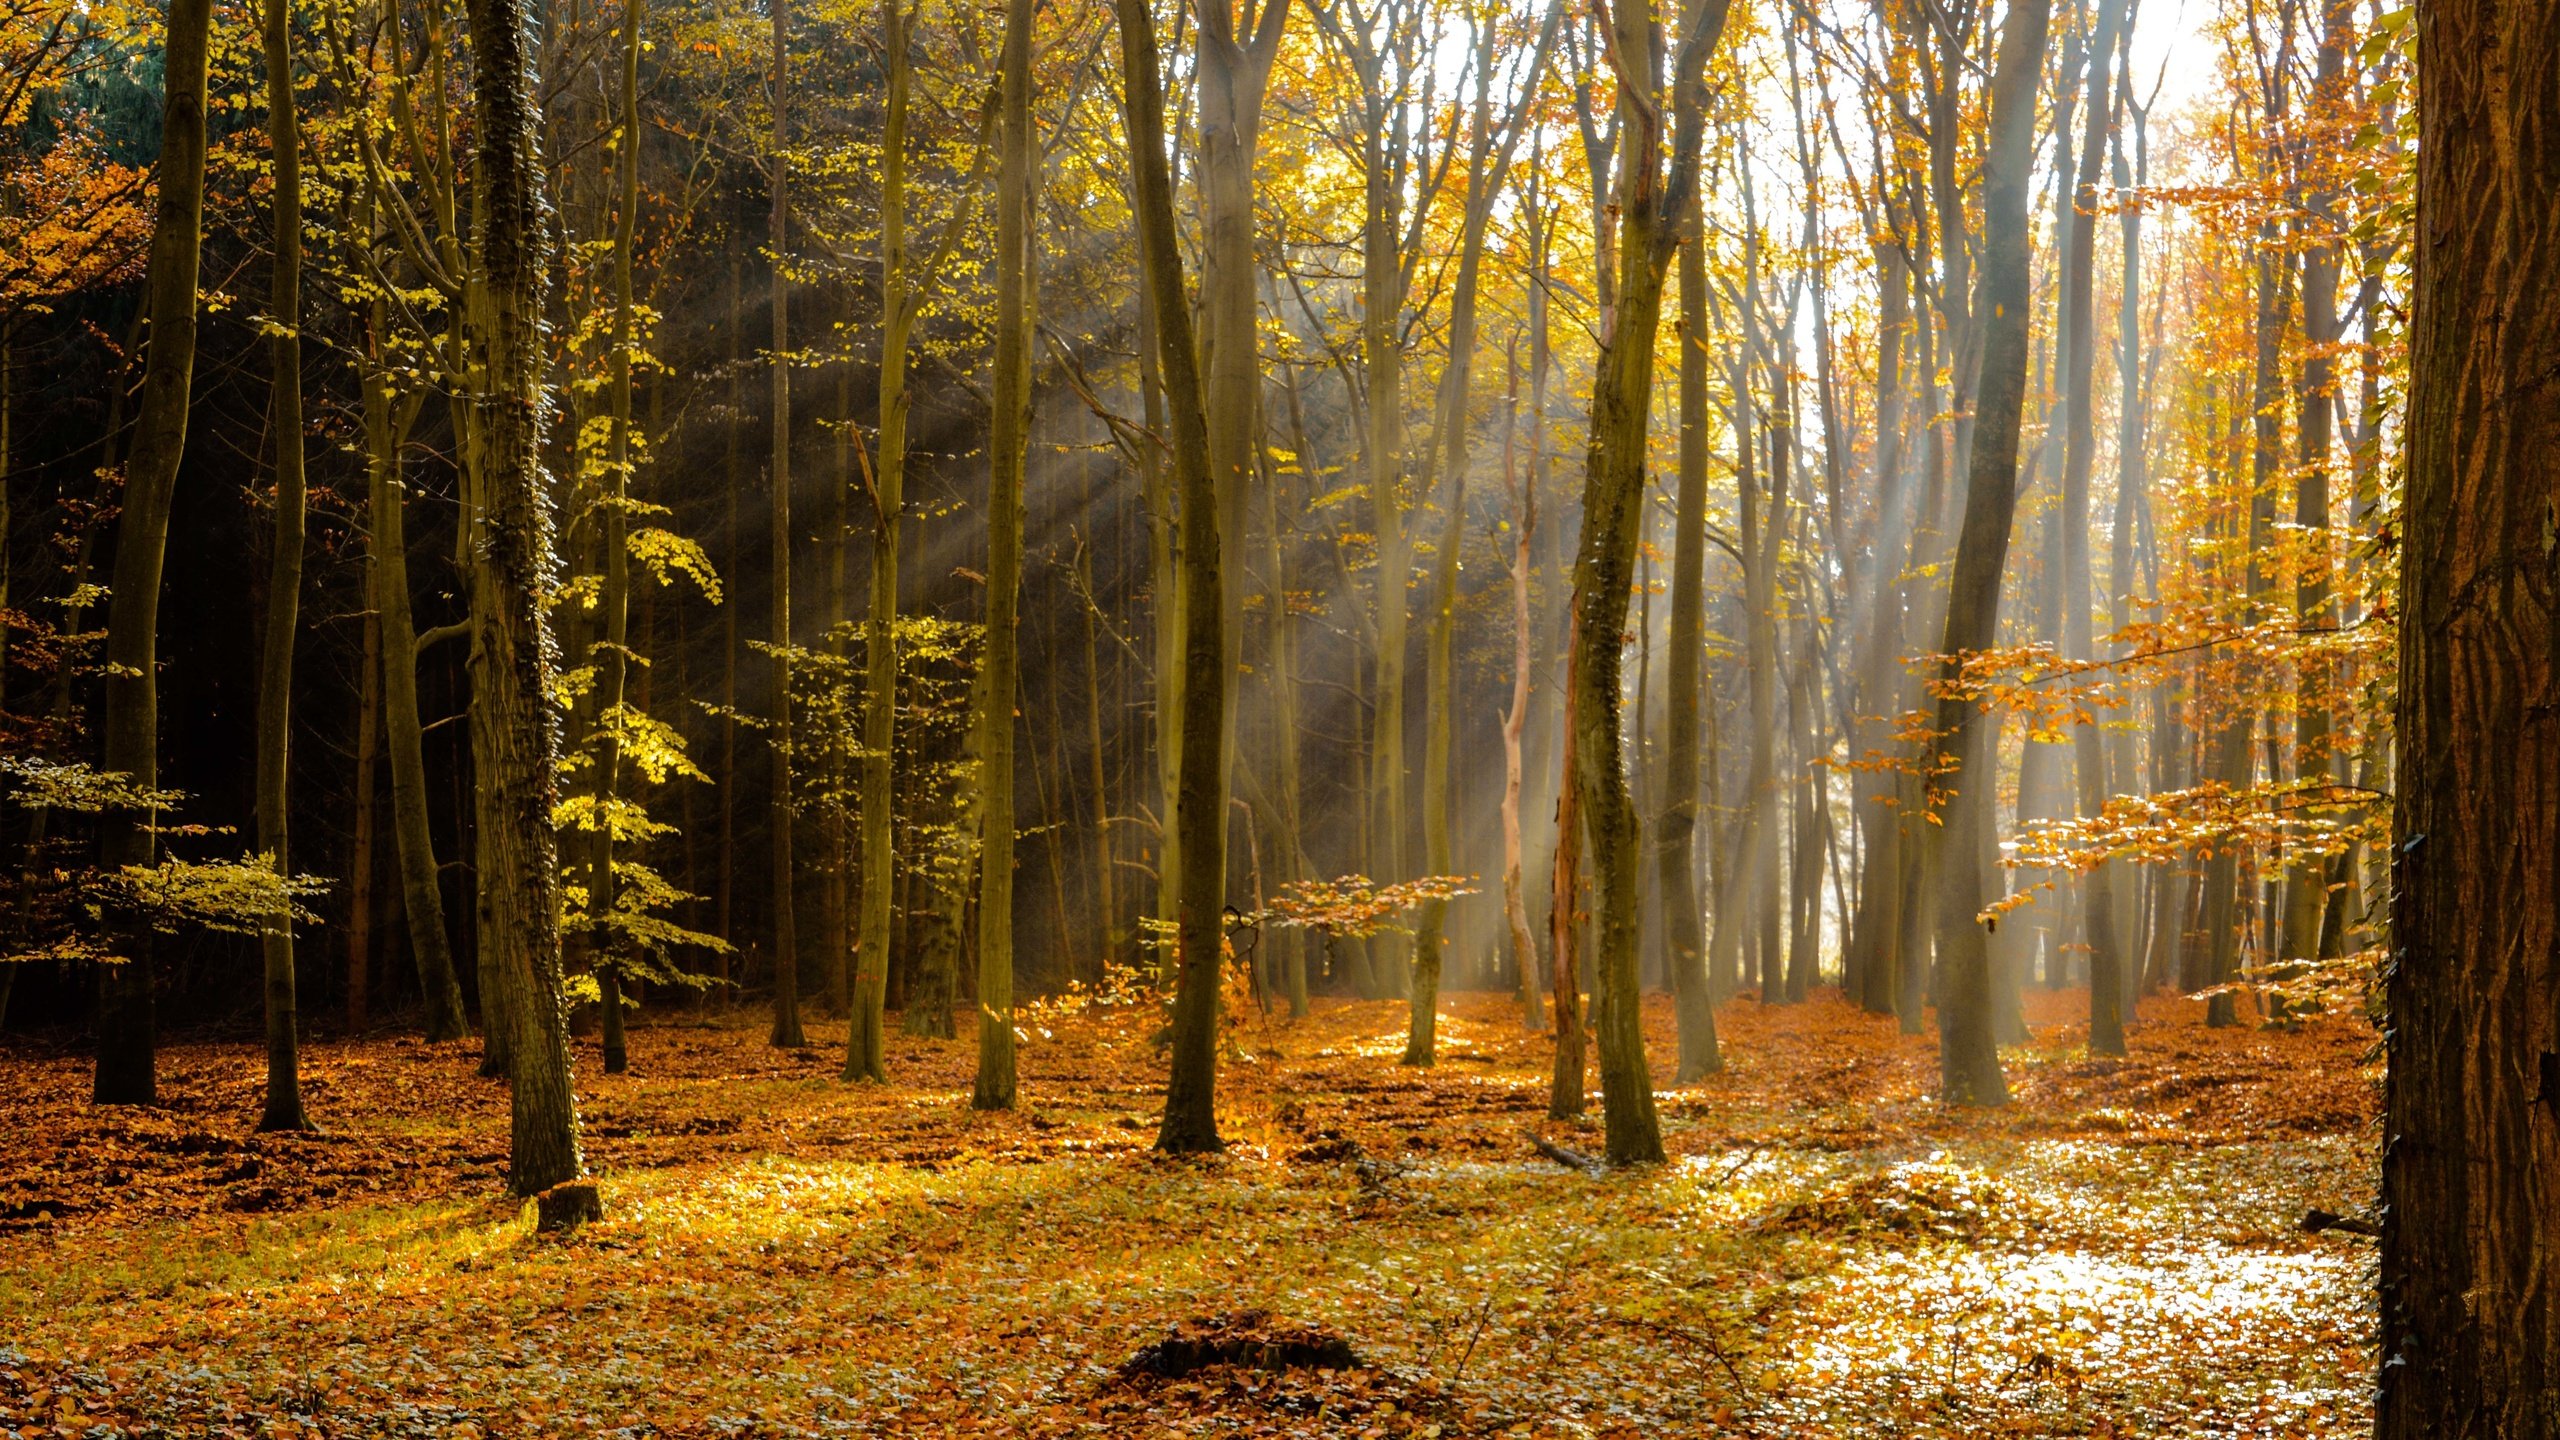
347, 609, 380, 1033
2381, 0, 2560, 1418
1116, 0, 1225, 1155
1659, 170, 1720, 1079
1547, 624, 1585, 1119
90, 0, 214, 1106
465, 0, 585, 1193
1921, 0, 2050, 1108
1568, 0, 1732, 1166
1081, 522, 1120, 986
2059, 0, 2129, 1055
253, 0, 312, 1132
591, 0, 646, 1075
2280, 0, 2350, 969
1256, 439, 1308, 1016
971, 0, 1033, 1110
366, 351, 470, 1041
844, 0, 908, 1081
1500, 343, 1540, 1030
1407, 18, 1507, 1064
766, 0, 805, 1050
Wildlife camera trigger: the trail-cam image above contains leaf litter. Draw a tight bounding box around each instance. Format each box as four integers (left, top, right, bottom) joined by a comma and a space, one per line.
0, 986, 2377, 1436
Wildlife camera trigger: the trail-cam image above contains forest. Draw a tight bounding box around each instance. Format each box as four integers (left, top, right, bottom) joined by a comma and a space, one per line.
0, 0, 2551, 1426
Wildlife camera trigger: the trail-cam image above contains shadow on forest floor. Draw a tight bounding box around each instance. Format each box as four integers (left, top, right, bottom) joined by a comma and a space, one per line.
0, 987, 2377, 1437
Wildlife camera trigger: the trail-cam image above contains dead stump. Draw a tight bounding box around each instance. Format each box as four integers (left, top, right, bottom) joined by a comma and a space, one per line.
536, 1182, 603, 1232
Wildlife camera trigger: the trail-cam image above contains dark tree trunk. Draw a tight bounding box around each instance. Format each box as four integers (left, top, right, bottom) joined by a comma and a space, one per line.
1114, 0, 1224, 1155
1920, 0, 2050, 1107
465, 0, 584, 1195
2380, 0, 2560, 1426
91, 0, 215, 1107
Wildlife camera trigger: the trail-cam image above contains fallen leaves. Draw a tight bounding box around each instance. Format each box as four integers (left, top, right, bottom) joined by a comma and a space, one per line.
0, 986, 2378, 1437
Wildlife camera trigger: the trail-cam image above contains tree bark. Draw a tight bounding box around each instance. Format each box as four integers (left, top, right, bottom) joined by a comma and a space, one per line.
1659, 167, 1719, 1080
766, 0, 805, 1050
255, 0, 312, 1132
972, 0, 1033, 1110
2059, 0, 2129, 1056
2380, 0, 2560, 1424
590, 0, 646, 1075
365, 349, 471, 1042
465, 0, 585, 1194
1116, 0, 1225, 1155
1920, 0, 2050, 1108
1567, 0, 1732, 1166
91, 0, 215, 1107
844, 0, 909, 1082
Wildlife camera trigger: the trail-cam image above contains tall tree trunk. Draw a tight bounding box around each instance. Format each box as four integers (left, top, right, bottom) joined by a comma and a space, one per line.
92, 0, 214, 1106
844, 0, 909, 1082
465, 0, 585, 1194
256, 0, 312, 1133
1256, 439, 1308, 1016
766, 0, 805, 1050
1547, 625, 1585, 1118
1408, 12, 1534, 1064
2059, 0, 2129, 1055
1659, 169, 1720, 1080
2280, 0, 2349, 969
972, 0, 1032, 1111
1115, 0, 1225, 1155
1568, 0, 1732, 1166
591, 0, 646, 1075
1920, 0, 2050, 1108
2108, 63, 2150, 1006
365, 346, 470, 1041
2381, 0, 2560, 1420
1500, 341, 1540, 1030
1356, 36, 1412, 1004
347, 610, 380, 1033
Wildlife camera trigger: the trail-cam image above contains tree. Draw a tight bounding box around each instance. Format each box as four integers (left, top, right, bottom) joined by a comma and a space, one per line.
1657, 136, 1719, 1082
2379, 0, 2560, 1422
465, 0, 586, 1194
1114, 0, 1225, 1156
844, 0, 914, 1084
766, 0, 806, 1052
972, 0, 1034, 1112
254, 0, 312, 1132
1918, 0, 2051, 1108
1566, 0, 1732, 1166
2057, 0, 2130, 1056
91, 0, 214, 1107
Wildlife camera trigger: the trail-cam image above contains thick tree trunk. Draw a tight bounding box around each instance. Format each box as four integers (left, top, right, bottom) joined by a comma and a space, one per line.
465, 0, 584, 1194
91, 0, 215, 1107
2379, 0, 2560, 1425
1921, 0, 2050, 1108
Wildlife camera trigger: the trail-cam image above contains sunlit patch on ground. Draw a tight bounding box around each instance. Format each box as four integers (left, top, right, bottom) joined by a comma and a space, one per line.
0, 990, 2376, 1436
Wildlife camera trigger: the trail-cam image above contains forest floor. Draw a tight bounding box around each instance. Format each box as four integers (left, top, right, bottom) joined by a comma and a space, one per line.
0, 984, 2376, 1438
